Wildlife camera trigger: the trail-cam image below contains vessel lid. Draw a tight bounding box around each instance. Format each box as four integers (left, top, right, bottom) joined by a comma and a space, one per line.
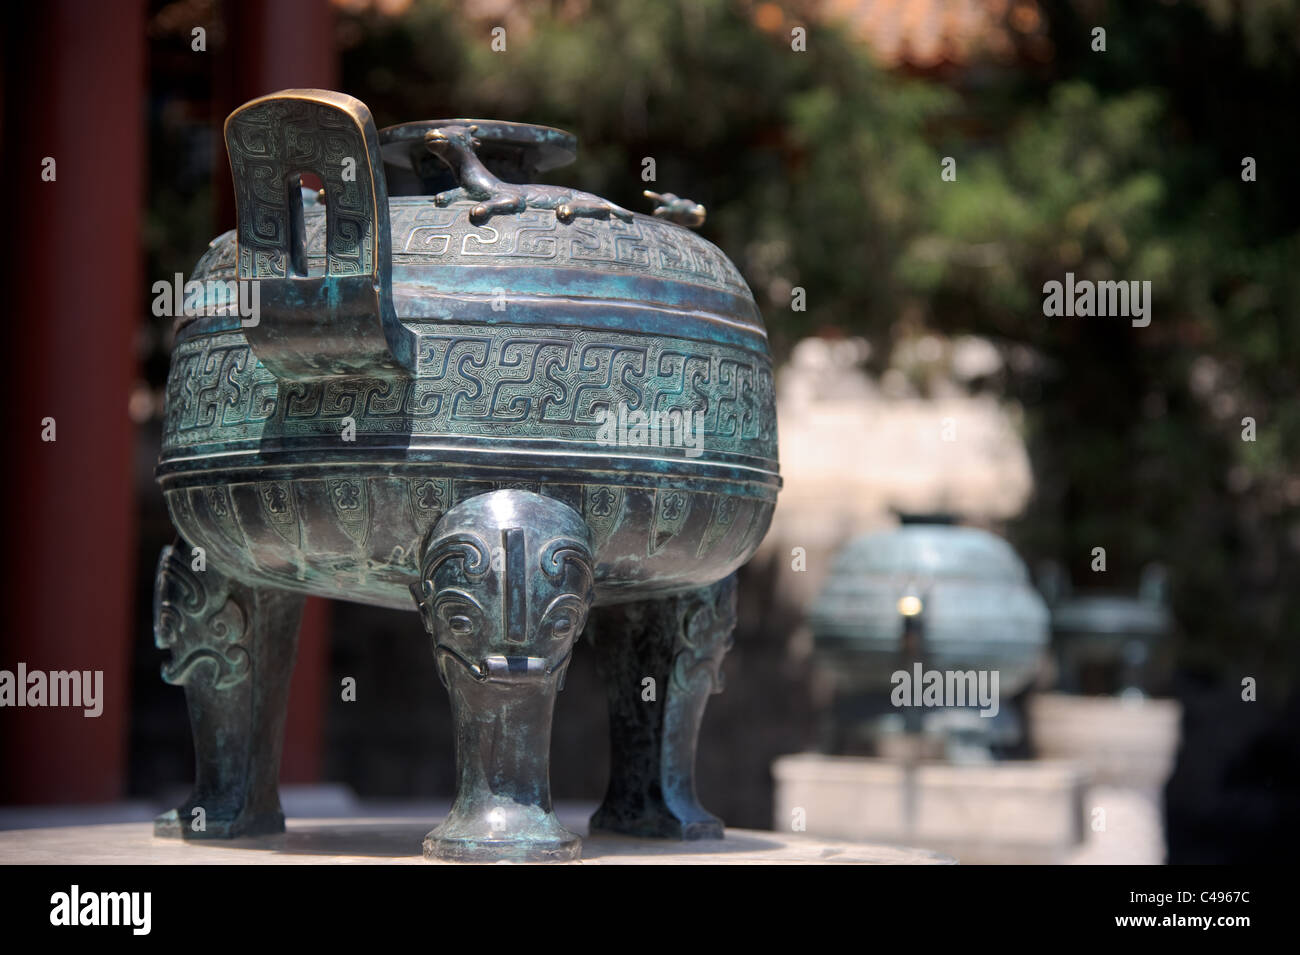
379, 119, 577, 192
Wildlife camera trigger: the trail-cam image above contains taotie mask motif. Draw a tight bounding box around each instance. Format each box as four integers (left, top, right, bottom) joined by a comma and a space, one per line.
410, 489, 596, 862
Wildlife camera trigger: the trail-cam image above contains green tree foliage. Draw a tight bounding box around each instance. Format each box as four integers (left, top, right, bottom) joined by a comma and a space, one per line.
335, 0, 1300, 685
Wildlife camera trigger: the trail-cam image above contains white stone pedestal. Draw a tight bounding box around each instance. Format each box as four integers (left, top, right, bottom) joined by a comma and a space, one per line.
1028, 693, 1182, 864
772, 752, 1089, 864
0, 817, 954, 865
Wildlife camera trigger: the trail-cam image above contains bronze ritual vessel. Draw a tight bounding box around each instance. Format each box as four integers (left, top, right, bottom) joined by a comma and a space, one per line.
152, 90, 780, 862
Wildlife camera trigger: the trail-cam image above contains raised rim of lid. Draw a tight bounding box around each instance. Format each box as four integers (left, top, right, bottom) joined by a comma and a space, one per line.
378, 119, 577, 174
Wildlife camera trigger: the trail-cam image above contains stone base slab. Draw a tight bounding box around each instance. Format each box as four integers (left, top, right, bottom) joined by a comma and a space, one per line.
773, 752, 1089, 864
1028, 693, 1181, 793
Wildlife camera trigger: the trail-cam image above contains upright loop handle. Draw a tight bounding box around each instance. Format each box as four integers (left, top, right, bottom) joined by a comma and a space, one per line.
224, 89, 414, 380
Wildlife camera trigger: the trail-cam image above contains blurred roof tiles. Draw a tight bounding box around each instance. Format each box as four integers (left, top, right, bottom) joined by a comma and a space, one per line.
820, 0, 1046, 68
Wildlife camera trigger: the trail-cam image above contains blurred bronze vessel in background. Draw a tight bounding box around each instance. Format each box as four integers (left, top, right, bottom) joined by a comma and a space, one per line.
153, 90, 779, 862
810, 515, 1049, 759
1037, 562, 1172, 697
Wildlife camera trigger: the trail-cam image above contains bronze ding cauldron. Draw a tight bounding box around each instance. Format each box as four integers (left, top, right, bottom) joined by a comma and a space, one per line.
152, 90, 779, 862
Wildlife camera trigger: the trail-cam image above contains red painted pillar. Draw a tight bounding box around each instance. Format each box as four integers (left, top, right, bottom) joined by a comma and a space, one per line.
281, 596, 330, 783
1, 0, 146, 803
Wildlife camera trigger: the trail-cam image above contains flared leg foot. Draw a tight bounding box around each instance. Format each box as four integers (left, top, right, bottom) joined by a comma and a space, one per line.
411, 490, 595, 863
152, 540, 303, 840
588, 575, 737, 840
